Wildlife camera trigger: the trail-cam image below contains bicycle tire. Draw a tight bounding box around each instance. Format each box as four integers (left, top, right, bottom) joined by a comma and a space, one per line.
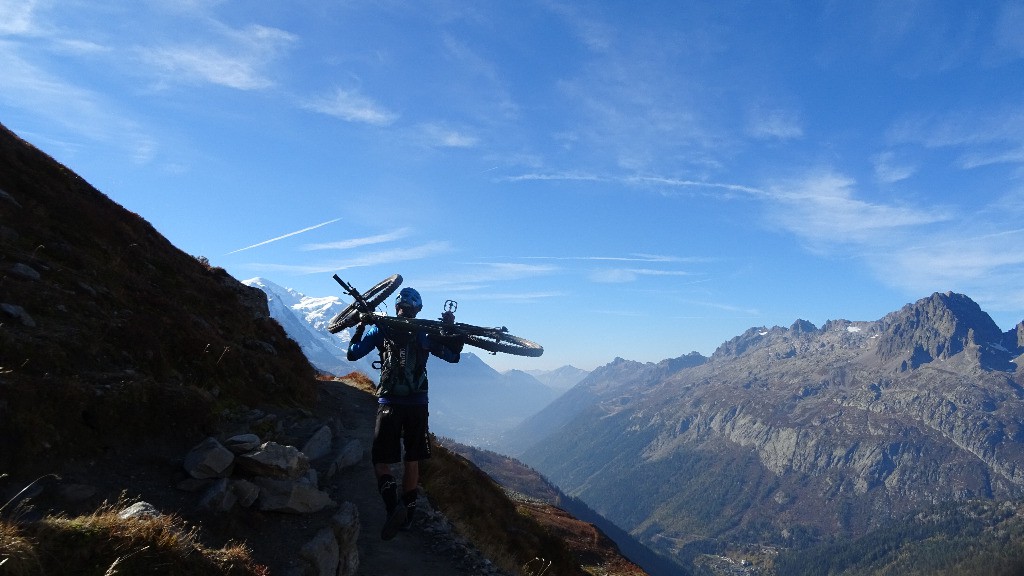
369, 316, 544, 357
461, 325, 544, 357
327, 274, 403, 333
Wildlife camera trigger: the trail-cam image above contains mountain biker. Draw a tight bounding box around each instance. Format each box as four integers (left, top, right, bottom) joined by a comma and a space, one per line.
346, 286, 463, 540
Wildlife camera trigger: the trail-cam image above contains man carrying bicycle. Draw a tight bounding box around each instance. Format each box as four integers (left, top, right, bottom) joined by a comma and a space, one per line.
346, 286, 463, 540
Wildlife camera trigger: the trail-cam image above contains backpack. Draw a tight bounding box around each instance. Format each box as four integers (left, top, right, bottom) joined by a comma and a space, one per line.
376, 330, 429, 397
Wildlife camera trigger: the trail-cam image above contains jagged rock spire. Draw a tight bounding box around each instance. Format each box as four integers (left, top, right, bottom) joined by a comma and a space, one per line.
875, 291, 1005, 369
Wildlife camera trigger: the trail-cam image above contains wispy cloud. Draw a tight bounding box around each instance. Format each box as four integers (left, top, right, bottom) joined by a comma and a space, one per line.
0, 0, 39, 35
51, 38, 110, 55
683, 299, 762, 316
439, 33, 517, 118
765, 171, 951, 245
502, 172, 763, 198
226, 218, 341, 255
888, 106, 1024, 169
523, 253, 711, 264
589, 268, 691, 283
762, 170, 1024, 314
520, 253, 701, 284
626, 176, 765, 197
247, 241, 452, 275
0, 46, 156, 162
870, 228, 1024, 312
417, 262, 558, 291
959, 147, 1024, 170
138, 24, 296, 90
453, 291, 562, 303
544, 1, 615, 53
502, 171, 604, 182
416, 122, 479, 148
303, 88, 399, 126
994, 2, 1024, 60
872, 151, 916, 183
302, 228, 411, 251
747, 107, 803, 140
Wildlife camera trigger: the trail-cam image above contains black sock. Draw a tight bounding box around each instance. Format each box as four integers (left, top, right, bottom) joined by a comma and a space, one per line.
401, 489, 417, 506
378, 475, 398, 513
402, 489, 417, 522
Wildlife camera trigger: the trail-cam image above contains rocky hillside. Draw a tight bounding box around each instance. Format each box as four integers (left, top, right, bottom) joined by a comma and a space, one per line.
509, 292, 1024, 571
0, 121, 644, 575
444, 439, 681, 576
0, 122, 318, 474
496, 352, 708, 455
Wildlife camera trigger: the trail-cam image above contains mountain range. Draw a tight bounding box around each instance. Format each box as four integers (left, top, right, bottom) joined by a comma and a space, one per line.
242, 277, 588, 445
499, 291, 1024, 570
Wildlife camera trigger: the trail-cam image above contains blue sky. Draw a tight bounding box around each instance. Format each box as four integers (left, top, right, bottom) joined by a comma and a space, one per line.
4, 1, 1024, 372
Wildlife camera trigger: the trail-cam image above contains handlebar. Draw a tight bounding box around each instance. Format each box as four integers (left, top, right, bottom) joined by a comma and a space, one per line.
333, 274, 373, 313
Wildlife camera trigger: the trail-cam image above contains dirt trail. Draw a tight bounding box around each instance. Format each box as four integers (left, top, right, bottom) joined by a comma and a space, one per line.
316, 377, 475, 576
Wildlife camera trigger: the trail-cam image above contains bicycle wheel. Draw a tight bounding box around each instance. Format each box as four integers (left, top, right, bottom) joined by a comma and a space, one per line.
327, 274, 403, 333
458, 324, 544, 357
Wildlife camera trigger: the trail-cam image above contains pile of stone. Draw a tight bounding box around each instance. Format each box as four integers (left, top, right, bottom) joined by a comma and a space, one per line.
179, 425, 365, 576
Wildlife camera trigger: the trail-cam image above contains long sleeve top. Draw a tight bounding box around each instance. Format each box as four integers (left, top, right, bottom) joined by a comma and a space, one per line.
347, 324, 461, 404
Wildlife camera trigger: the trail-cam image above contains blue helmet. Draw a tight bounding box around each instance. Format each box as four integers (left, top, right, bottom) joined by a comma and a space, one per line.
395, 287, 422, 312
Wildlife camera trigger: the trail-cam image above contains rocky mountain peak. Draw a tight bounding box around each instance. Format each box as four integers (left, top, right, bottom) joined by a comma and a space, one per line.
789, 318, 819, 334
711, 324, 795, 360
875, 291, 1007, 369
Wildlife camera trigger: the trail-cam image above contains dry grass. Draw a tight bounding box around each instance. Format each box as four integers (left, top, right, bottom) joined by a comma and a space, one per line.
422, 439, 586, 576
329, 371, 377, 394
0, 519, 42, 576
0, 496, 268, 576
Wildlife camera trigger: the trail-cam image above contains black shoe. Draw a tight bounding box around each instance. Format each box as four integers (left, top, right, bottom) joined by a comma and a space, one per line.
380, 505, 407, 540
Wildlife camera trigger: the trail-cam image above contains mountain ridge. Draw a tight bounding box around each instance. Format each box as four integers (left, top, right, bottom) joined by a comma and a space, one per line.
509, 291, 1024, 571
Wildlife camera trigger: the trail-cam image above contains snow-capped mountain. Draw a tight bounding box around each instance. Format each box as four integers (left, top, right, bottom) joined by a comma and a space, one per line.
242, 277, 375, 376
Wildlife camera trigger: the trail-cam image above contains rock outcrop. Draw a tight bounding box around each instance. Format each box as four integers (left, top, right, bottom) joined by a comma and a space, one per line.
177, 421, 363, 574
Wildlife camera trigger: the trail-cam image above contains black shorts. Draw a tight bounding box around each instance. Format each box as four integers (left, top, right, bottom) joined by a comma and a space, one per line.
371, 403, 431, 464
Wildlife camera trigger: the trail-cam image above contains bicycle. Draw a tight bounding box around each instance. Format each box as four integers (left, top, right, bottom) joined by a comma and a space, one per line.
326, 274, 544, 357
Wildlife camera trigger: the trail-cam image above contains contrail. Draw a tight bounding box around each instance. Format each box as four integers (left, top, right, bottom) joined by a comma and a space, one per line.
226, 218, 341, 255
